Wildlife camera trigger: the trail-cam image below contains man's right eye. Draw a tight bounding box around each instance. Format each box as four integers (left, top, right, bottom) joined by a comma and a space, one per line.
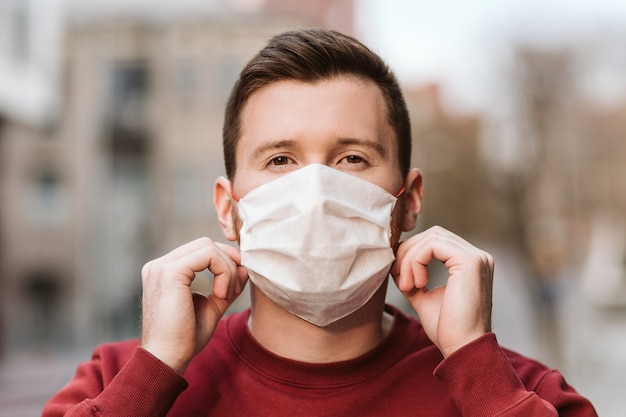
269, 156, 291, 166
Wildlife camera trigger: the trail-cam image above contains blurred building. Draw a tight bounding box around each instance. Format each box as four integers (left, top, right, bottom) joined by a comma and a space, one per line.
0, 1, 354, 356
0, 0, 64, 356
405, 84, 510, 242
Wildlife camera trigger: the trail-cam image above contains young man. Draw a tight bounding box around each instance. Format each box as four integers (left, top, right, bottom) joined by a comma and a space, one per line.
43, 28, 597, 416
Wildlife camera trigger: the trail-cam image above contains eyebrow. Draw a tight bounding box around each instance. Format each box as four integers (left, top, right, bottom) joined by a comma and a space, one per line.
336, 137, 389, 159
248, 139, 298, 163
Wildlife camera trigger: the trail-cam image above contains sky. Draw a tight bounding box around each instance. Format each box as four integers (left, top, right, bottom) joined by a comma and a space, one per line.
356, 0, 626, 113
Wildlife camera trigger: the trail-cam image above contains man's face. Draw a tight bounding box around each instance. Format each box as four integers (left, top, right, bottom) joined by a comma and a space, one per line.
229, 75, 409, 245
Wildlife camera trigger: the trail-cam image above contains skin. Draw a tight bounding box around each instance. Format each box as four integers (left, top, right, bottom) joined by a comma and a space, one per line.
140, 76, 494, 374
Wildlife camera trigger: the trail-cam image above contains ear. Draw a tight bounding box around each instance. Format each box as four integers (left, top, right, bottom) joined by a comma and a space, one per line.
401, 168, 424, 232
213, 176, 238, 242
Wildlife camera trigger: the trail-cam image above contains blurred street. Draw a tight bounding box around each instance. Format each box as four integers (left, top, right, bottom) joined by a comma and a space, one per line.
0, 349, 85, 417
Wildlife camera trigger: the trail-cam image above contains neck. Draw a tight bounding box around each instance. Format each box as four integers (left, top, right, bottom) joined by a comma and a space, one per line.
247, 281, 393, 363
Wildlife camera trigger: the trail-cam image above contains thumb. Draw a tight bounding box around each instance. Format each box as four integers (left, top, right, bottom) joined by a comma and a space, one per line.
192, 292, 233, 354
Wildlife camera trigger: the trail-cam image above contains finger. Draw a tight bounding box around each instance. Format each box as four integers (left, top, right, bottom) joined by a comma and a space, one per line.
157, 237, 219, 264
158, 244, 237, 291
208, 249, 241, 300
408, 227, 478, 270
193, 271, 249, 352
192, 292, 229, 346
213, 242, 249, 299
142, 237, 220, 280
234, 265, 249, 295
215, 242, 242, 265
410, 286, 444, 321
394, 237, 430, 292
394, 226, 481, 291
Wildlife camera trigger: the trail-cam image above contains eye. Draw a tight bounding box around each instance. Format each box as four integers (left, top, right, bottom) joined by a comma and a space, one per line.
268, 155, 292, 166
341, 155, 367, 164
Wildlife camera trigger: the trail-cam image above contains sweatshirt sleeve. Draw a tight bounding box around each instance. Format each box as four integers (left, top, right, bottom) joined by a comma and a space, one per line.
42, 344, 188, 417
433, 333, 598, 417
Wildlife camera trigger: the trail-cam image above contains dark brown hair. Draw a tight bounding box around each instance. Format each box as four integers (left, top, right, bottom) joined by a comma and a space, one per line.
222, 28, 411, 179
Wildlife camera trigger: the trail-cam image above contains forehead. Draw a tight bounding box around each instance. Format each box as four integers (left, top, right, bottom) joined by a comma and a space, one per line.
236, 76, 396, 157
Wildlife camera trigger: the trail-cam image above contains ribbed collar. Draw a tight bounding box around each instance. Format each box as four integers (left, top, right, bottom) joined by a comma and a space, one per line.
225, 305, 418, 389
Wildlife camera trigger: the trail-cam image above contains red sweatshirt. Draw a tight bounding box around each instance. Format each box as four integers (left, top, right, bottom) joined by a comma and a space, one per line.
42, 305, 597, 417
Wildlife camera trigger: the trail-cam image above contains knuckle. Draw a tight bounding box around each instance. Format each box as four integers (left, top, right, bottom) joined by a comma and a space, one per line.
141, 258, 168, 283
473, 247, 490, 262
430, 225, 445, 234
197, 236, 214, 246
480, 250, 494, 266
159, 261, 174, 276
141, 261, 153, 280
469, 251, 488, 269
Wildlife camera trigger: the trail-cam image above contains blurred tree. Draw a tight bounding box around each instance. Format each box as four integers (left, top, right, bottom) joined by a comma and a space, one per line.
407, 84, 510, 243
492, 46, 582, 366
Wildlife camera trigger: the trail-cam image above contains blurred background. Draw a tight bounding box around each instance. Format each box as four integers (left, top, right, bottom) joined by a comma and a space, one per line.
0, 0, 625, 415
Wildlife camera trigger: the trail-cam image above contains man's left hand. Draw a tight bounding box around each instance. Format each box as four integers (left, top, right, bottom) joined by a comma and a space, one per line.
391, 226, 494, 357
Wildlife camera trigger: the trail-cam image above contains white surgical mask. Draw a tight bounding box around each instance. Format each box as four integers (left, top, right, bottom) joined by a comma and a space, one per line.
235, 164, 402, 327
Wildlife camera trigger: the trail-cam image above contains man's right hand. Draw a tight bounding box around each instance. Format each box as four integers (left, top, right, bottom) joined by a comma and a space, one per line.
139, 237, 248, 374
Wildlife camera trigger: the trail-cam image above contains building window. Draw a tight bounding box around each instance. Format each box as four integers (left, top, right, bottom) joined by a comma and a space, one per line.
27, 171, 68, 226
20, 270, 63, 347
104, 61, 151, 155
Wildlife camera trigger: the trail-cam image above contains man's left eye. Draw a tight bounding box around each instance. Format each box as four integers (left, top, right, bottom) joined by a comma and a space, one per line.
343, 155, 364, 164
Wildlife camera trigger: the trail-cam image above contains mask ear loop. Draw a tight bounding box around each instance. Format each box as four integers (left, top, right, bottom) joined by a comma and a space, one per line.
229, 181, 242, 202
